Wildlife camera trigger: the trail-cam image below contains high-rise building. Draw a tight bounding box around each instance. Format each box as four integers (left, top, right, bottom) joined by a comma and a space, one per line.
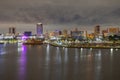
108, 27, 119, 34
94, 25, 100, 35
36, 23, 43, 35
9, 27, 16, 34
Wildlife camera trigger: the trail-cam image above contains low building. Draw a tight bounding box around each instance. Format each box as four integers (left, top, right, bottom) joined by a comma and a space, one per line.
71, 30, 87, 40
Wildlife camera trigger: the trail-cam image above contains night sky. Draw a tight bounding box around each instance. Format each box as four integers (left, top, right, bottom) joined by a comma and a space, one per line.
0, 0, 120, 33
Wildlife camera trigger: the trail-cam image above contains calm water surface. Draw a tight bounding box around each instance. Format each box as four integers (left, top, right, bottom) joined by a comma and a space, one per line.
0, 43, 120, 80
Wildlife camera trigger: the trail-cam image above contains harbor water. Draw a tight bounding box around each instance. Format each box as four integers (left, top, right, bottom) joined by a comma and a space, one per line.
0, 43, 120, 80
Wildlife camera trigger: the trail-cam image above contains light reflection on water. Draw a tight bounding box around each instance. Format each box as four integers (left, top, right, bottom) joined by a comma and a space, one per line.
94, 49, 102, 80
0, 44, 120, 80
56, 47, 61, 63
44, 44, 50, 80
0, 44, 6, 55
46, 44, 50, 65
18, 45, 27, 80
0, 44, 6, 76
110, 48, 113, 54
64, 48, 68, 63
75, 48, 79, 62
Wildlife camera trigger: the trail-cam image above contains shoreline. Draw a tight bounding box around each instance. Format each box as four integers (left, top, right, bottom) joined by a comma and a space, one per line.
49, 43, 120, 49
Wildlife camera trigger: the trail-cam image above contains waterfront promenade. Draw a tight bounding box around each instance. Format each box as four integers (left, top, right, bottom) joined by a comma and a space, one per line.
49, 41, 120, 49
1, 39, 120, 49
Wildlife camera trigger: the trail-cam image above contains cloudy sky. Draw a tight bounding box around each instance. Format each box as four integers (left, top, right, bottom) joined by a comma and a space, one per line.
0, 0, 120, 33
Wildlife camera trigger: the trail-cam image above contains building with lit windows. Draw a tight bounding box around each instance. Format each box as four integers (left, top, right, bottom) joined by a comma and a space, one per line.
102, 29, 108, 37
62, 29, 68, 37
94, 25, 100, 35
9, 27, 16, 34
108, 27, 119, 34
36, 23, 43, 35
71, 30, 87, 40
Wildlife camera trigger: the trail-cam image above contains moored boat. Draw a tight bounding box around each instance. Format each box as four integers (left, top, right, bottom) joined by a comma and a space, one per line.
23, 39, 43, 45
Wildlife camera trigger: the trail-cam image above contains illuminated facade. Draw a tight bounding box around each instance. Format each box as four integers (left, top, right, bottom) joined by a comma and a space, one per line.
71, 30, 87, 40
24, 31, 32, 36
87, 33, 95, 39
62, 29, 68, 37
108, 27, 119, 34
9, 27, 16, 34
94, 25, 100, 35
102, 29, 108, 37
36, 23, 43, 35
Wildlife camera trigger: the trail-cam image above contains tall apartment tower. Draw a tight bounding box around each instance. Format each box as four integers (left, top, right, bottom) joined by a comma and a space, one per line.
36, 23, 43, 35
94, 25, 100, 35
9, 27, 16, 34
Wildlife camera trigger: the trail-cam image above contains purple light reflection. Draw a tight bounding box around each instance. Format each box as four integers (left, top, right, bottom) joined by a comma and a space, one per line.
18, 45, 27, 80
21, 35, 28, 41
0, 44, 6, 55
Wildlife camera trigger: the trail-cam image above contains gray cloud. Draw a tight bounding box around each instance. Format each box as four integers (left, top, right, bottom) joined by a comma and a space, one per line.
0, 0, 120, 25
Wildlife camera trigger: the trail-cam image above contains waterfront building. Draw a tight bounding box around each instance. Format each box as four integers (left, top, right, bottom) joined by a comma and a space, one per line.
71, 30, 87, 40
44, 32, 49, 39
24, 31, 32, 36
54, 30, 62, 36
62, 29, 68, 37
87, 33, 95, 40
102, 29, 108, 37
36, 23, 43, 35
94, 25, 100, 35
9, 27, 16, 34
108, 27, 119, 34
58, 30, 62, 35
49, 32, 56, 37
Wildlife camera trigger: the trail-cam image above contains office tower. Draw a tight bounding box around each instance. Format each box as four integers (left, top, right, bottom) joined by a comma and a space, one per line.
94, 25, 100, 35
9, 27, 16, 34
36, 23, 43, 35
108, 27, 119, 34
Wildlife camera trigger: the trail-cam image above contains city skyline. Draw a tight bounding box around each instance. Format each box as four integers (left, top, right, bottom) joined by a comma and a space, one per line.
0, 23, 120, 35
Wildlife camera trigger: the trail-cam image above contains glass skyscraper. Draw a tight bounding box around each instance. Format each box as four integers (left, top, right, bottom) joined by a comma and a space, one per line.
36, 23, 43, 35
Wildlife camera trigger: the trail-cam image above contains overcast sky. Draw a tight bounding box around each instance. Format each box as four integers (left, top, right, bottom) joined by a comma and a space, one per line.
0, 0, 120, 33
